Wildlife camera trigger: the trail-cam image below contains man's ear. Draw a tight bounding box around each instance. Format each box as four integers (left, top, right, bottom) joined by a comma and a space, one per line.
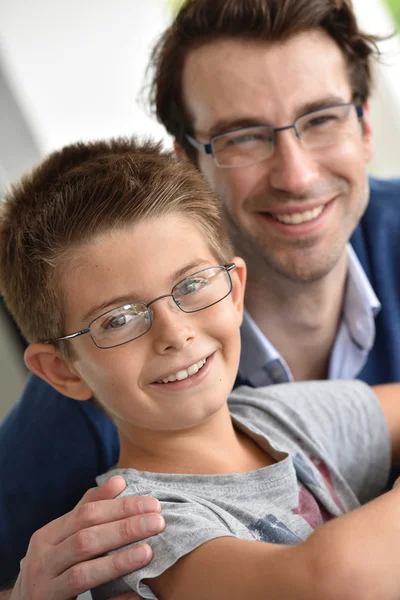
361, 99, 373, 163
24, 343, 93, 400
174, 140, 191, 163
230, 256, 247, 324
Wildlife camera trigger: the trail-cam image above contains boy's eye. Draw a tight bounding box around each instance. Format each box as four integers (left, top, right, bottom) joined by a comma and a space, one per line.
177, 277, 208, 296
102, 312, 134, 331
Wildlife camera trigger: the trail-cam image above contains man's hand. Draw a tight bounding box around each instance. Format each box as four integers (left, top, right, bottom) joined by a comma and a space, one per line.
7, 476, 164, 600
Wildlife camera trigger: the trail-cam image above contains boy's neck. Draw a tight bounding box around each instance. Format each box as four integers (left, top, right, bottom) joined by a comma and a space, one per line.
116, 403, 274, 474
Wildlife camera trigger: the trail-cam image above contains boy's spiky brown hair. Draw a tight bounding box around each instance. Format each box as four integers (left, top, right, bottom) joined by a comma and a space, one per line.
0, 137, 233, 352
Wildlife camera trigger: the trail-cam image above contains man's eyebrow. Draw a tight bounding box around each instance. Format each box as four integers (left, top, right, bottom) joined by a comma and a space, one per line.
202, 96, 350, 139
80, 258, 209, 324
297, 96, 350, 117
206, 117, 267, 139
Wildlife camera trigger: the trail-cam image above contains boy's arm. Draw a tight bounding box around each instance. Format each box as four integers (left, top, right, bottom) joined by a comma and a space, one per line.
151, 486, 400, 600
372, 383, 400, 464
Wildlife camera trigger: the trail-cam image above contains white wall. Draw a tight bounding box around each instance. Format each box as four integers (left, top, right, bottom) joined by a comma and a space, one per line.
0, 0, 172, 418
353, 0, 400, 176
0, 0, 171, 154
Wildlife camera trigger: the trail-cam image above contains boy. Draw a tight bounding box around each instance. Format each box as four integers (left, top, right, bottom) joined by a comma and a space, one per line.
1, 137, 399, 600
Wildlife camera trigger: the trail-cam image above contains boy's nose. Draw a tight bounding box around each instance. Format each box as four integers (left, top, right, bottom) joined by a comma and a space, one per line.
151, 299, 194, 354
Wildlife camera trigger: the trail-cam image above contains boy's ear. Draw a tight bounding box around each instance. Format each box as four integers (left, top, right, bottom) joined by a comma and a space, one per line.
24, 343, 93, 400
230, 256, 246, 324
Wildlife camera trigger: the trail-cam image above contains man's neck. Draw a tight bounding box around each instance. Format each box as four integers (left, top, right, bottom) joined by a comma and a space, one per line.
244, 252, 348, 381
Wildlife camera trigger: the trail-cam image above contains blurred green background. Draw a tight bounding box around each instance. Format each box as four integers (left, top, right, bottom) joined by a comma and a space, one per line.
387, 0, 400, 26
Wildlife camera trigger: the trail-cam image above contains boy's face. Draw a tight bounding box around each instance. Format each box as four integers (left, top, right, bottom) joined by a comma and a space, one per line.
41, 214, 245, 435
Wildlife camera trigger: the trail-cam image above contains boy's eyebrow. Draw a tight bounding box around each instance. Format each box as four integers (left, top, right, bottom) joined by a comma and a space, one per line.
80, 258, 209, 324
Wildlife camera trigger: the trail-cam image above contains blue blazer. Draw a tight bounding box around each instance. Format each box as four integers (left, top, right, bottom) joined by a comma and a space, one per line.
1, 177, 400, 585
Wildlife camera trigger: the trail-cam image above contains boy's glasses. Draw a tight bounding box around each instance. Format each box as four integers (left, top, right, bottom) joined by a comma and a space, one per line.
186, 103, 363, 168
45, 264, 236, 349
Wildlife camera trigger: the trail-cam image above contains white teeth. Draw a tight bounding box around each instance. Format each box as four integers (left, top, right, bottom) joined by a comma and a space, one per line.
187, 363, 199, 376
273, 205, 325, 225
158, 358, 207, 384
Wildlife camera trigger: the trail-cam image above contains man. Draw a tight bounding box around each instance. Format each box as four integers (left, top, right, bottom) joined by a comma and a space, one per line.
2, 0, 400, 595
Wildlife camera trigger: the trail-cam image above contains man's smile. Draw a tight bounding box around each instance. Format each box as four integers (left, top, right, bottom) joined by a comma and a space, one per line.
268, 204, 326, 225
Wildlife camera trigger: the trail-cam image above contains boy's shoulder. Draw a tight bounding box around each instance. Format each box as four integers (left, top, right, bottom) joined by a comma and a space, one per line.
228, 380, 379, 449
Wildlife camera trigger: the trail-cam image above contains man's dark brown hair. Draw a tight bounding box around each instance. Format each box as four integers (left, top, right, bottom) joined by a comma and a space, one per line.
0, 137, 233, 353
149, 0, 381, 162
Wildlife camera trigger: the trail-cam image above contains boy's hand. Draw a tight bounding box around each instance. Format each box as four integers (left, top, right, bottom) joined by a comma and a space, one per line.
8, 476, 164, 600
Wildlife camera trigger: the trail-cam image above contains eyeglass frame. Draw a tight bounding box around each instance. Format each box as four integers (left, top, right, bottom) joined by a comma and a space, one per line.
185, 102, 364, 168
44, 263, 236, 349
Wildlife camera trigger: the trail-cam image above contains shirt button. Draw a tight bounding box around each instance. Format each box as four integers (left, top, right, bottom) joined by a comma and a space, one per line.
269, 366, 287, 383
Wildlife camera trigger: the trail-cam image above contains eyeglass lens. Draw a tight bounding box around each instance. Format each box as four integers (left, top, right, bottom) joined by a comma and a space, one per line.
89, 266, 232, 348
212, 104, 360, 167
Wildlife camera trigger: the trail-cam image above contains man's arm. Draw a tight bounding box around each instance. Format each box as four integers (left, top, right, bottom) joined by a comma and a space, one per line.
3, 476, 164, 600
150, 486, 400, 600
0, 374, 119, 584
372, 383, 400, 464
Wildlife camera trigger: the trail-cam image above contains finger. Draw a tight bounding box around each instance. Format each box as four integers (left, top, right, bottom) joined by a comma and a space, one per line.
76, 476, 128, 507
53, 512, 165, 574
35, 477, 128, 546
50, 543, 152, 599
47, 492, 161, 546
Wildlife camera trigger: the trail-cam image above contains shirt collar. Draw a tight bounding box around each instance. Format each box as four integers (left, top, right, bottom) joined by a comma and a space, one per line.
238, 244, 381, 383
343, 244, 381, 350
239, 308, 280, 381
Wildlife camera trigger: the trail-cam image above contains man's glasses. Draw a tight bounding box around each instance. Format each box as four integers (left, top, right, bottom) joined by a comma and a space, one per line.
186, 103, 363, 168
45, 264, 236, 349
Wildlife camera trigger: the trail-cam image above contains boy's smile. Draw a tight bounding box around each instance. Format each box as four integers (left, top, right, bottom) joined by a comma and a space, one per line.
153, 355, 208, 384
58, 214, 246, 443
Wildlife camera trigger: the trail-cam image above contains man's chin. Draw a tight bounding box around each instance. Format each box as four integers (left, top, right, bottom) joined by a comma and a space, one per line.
262, 247, 346, 284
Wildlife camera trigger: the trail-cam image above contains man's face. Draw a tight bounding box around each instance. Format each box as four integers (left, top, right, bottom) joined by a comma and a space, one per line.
181, 30, 373, 283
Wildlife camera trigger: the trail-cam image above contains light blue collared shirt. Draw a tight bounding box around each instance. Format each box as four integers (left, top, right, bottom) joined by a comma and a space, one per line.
238, 245, 381, 386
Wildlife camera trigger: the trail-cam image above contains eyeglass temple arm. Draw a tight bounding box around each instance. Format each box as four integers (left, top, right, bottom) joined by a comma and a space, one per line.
224, 263, 236, 272
45, 328, 90, 344
185, 134, 213, 155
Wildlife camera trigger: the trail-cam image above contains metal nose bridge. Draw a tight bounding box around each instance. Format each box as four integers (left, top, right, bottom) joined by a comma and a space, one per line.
146, 293, 180, 310
273, 123, 300, 139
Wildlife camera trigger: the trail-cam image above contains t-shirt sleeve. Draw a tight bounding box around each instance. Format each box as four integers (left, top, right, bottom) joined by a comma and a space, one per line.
230, 380, 391, 504
91, 482, 254, 600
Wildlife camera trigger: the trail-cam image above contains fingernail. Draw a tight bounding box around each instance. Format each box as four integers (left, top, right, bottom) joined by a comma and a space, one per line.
130, 543, 151, 563
139, 497, 160, 513
141, 513, 165, 534
108, 475, 126, 487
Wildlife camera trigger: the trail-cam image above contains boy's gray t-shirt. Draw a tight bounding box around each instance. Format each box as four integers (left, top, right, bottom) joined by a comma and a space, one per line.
93, 380, 390, 600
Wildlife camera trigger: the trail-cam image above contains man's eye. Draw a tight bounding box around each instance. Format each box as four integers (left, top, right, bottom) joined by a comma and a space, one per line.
306, 115, 338, 128
230, 133, 257, 144
227, 132, 267, 146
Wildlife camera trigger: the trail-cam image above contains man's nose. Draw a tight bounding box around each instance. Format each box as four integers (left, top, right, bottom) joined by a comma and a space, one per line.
151, 299, 194, 354
267, 128, 319, 196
